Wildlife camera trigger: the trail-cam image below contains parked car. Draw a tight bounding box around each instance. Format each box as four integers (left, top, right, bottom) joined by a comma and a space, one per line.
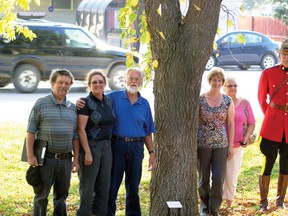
205, 30, 280, 70
0, 19, 138, 93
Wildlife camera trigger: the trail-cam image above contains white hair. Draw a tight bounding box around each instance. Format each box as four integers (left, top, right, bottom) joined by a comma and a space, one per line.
125, 67, 144, 81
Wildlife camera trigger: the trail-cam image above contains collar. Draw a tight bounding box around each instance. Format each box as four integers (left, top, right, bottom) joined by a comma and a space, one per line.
280, 64, 288, 71
89, 91, 105, 102
121, 89, 142, 104
49, 93, 71, 107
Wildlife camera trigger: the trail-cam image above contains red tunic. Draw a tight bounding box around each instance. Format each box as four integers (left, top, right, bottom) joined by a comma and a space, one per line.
258, 64, 288, 143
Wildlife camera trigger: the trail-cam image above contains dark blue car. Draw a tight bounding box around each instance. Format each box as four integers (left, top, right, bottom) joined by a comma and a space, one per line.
206, 30, 280, 70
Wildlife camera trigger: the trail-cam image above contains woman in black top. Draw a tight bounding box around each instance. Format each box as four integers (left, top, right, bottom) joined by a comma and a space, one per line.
77, 70, 115, 216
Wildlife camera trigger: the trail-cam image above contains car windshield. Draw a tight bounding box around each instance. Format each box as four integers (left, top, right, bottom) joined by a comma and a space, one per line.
82, 27, 108, 48
64, 28, 96, 48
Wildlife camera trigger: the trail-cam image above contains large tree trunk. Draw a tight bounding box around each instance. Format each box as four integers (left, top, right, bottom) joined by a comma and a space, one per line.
144, 1, 223, 215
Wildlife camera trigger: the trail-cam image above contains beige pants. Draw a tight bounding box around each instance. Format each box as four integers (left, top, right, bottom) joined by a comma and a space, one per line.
223, 147, 244, 201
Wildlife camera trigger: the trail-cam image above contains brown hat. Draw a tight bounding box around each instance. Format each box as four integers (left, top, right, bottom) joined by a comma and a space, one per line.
280, 39, 288, 53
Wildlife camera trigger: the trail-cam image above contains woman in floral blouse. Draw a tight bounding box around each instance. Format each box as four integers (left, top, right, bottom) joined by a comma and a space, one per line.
197, 67, 234, 216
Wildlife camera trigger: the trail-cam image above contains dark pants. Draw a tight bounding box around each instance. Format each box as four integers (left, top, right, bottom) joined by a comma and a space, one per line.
33, 157, 72, 216
77, 140, 112, 216
260, 136, 288, 175
197, 147, 228, 214
107, 140, 144, 216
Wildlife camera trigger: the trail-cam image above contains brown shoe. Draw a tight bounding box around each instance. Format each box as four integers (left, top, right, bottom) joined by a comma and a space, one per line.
276, 174, 288, 209
259, 175, 270, 212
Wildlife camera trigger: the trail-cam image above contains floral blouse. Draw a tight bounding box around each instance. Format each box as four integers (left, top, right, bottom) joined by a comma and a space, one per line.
197, 94, 232, 148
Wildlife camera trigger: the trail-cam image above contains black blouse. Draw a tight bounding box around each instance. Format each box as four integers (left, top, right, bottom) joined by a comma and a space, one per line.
77, 92, 115, 141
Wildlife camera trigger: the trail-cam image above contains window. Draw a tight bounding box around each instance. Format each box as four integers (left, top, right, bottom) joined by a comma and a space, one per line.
52, 0, 72, 10
222, 34, 238, 44
2, 34, 31, 47
243, 33, 262, 44
32, 29, 62, 48
64, 29, 95, 48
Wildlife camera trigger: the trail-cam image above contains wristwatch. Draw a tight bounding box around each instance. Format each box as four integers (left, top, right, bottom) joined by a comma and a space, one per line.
148, 150, 155, 154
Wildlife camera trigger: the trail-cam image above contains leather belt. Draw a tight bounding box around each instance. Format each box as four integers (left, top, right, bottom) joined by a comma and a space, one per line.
46, 152, 72, 159
114, 136, 144, 142
270, 102, 288, 112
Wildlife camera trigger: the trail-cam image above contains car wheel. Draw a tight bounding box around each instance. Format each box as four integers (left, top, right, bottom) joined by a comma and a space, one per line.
0, 78, 10, 87
260, 54, 276, 70
238, 64, 251, 70
108, 65, 126, 90
205, 56, 216, 70
13, 64, 41, 93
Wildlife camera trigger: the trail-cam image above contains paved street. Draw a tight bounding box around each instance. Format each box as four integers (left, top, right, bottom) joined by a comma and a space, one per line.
0, 66, 264, 123
0, 80, 154, 122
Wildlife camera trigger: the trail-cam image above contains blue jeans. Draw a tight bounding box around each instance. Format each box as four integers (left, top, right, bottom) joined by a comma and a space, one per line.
107, 140, 144, 216
33, 157, 72, 216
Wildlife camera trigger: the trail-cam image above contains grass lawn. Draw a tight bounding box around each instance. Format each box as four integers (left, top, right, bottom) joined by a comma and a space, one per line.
0, 122, 151, 216
0, 120, 288, 215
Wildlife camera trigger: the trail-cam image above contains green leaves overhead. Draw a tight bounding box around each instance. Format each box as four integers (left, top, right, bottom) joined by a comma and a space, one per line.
118, 0, 158, 80
0, 0, 39, 40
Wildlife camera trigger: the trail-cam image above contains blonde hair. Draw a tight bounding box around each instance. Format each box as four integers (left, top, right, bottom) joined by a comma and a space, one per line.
207, 67, 225, 85
85, 70, 107, 92
86, 70, 107, 85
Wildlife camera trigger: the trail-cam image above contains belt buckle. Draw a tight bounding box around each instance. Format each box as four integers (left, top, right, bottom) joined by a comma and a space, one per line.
285, 105, 288, 112
55, 153, 61, 159
124, 137, 131, 142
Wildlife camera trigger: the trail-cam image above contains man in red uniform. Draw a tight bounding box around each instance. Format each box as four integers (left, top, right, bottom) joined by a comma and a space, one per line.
258, 38, 288, 212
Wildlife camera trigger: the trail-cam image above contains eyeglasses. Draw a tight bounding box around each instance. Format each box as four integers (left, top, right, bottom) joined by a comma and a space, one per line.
91, 80, 104, 85
226, 84, 238, 88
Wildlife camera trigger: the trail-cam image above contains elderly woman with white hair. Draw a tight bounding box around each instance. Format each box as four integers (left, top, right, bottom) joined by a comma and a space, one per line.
222, 76, 256, 208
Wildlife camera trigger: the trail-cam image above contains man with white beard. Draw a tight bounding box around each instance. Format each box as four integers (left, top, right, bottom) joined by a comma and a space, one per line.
106, 67, 156, 216
76, 67, 156, 215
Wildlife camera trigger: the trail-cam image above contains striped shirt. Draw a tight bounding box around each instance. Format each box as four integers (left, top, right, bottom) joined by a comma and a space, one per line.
27, 93, 78, 153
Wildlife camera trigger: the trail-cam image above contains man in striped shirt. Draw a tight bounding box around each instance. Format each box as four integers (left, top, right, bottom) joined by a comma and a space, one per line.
26, 69, 80, 216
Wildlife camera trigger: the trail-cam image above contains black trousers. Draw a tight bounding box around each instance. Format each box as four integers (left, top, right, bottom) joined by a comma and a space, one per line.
260, 136, 288, 175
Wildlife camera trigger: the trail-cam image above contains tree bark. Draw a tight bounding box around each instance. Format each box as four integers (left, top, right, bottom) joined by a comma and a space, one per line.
144, 0, 223, 215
